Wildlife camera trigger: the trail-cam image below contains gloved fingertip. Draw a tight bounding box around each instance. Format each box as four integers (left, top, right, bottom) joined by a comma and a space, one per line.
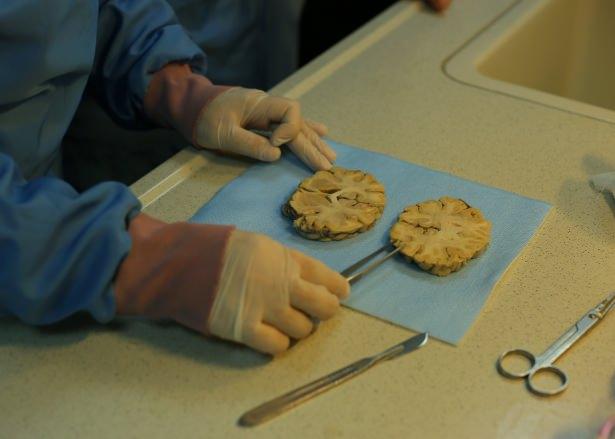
263, 336, 291, 355
303, 124, 336, 163
328, 273, 351, 301
244, 322, 291, 355
271, 136, 291, 147
259, 145, 282, 162
312, 157, 333, 171
322, 147, 336, 163
272, 123, 299, 147
306, 119, 329, 137
340, 280, 351, 300
317, 123, 329, 136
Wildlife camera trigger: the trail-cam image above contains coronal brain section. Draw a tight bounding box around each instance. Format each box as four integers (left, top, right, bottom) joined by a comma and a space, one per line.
390, 197, 491, 276
283, 167, 386, 241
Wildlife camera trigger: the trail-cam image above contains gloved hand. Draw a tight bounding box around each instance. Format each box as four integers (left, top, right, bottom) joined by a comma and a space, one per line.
114, 214, 350, 354
114, 214, 235, 335
194, 87, 336, 171
208, 230, 350, 354
144, 63, 336, 171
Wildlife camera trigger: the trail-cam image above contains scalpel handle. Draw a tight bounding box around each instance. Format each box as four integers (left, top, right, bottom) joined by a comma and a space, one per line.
238, 357, 373, 427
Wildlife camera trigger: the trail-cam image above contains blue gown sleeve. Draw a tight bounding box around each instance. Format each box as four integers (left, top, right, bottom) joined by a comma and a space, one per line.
93, 0, 208, 127
0, 153, 140, 324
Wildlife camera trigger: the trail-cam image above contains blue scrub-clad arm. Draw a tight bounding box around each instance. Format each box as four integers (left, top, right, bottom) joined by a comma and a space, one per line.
0, 153, 140, 324
94, 0, 208, 127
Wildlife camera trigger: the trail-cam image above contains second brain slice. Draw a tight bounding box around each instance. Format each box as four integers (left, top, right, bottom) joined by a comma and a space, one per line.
283, 167, 386, 241
390, 197, 491, 276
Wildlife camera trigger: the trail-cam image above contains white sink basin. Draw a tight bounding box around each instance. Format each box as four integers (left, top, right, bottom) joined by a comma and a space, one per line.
445, 0, 615, 123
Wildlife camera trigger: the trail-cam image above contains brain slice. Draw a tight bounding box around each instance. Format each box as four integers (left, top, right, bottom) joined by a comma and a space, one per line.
390, 197, 491, 276
283, 167, 386, 241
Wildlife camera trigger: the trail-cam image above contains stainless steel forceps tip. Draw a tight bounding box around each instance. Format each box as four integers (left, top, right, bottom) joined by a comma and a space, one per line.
341, 244, 402, 284
591, 291, 615, 318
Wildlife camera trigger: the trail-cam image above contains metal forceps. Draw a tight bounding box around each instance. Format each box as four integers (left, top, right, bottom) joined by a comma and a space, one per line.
497, 291, 615, 396
340, 244, 402, 284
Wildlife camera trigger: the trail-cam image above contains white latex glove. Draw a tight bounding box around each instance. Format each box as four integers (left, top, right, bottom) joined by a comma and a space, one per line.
208, 230, 350, 354
194, 87, 337, 171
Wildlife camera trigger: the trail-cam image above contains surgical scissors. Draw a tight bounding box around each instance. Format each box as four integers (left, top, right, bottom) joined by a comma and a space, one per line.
497, 291, 615, 396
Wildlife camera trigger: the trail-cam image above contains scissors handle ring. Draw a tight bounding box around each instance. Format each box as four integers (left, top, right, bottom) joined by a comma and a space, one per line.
527, 366, 569, 396
497, 349, 536, 378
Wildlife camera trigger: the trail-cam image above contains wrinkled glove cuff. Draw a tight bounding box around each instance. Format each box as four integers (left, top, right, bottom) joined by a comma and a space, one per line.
144, 63, 231, 146
114, 213, 235, 334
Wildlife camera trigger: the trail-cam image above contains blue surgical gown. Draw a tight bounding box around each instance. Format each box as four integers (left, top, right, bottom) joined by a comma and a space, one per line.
0, 0, 207, 324
62, 0, 304, 192
168, 0, 304, 89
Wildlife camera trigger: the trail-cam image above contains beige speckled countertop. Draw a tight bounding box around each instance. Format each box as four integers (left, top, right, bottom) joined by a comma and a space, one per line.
2, 1, 615, 438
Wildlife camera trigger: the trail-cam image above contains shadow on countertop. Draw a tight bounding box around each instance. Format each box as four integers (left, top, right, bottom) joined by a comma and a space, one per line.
583, 154, 615, 219
553, 153, 615, 246
0, 315, 270, 370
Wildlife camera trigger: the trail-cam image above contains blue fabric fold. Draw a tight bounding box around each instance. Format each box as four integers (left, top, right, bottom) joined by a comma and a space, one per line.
192, 141, 551, 344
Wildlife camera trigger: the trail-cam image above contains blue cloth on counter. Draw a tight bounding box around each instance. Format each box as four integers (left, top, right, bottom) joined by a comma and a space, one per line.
192, 141, 551, 344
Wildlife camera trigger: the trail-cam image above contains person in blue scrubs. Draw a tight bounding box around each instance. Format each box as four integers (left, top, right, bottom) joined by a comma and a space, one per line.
62, 1, 307, 191
0, 0, 349, 354
0, 0, 453, 354
63, 0, 453, 191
